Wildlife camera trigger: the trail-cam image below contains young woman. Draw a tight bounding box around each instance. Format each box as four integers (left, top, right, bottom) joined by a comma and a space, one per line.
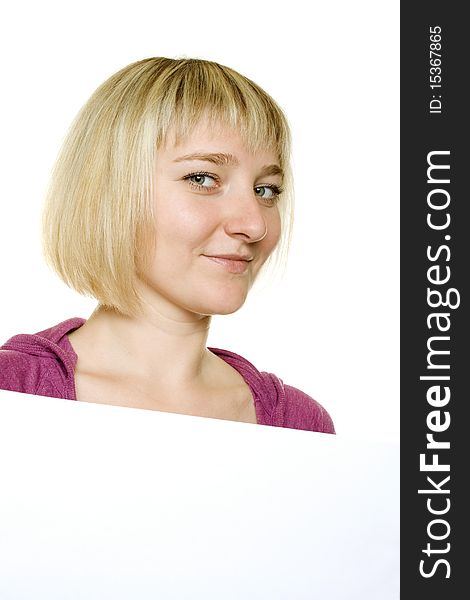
0, 57, 334, 434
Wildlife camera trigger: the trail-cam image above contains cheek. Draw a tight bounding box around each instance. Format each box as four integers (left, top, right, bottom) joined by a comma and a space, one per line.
154, 200, 216, 247
264, 208, 282, 253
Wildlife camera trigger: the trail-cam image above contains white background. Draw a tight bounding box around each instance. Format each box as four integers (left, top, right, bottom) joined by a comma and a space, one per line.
0, 0, 399, 442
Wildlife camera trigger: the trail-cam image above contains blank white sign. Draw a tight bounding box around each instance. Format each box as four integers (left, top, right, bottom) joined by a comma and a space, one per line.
0, 390, 399, 599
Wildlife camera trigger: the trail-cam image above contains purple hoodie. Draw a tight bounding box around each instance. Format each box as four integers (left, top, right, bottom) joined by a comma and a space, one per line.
0, 318, 335, 434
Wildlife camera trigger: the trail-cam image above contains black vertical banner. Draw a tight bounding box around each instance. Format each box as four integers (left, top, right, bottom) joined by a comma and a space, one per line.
401, 3, 468, 598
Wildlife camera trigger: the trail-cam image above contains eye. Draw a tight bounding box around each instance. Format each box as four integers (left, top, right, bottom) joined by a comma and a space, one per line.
183, 172, 218, 191
254, 185, 284, 204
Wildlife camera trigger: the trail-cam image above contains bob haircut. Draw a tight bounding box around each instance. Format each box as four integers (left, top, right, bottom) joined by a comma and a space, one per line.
42, 57, 295, 316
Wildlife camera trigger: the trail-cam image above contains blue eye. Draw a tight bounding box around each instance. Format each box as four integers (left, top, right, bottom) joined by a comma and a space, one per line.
255, 185, 282, 198
254, 185, 284, 205
187, 173, 217, 188
183, 172, 218, 191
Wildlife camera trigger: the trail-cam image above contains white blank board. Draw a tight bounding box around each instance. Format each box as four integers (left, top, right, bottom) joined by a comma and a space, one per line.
0, 390, 399, 599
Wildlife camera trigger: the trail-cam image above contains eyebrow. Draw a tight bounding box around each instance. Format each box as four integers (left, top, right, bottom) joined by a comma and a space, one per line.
173, 152, 284, 178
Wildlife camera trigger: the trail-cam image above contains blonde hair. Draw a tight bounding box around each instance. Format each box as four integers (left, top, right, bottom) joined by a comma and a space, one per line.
42, 57, 294, 316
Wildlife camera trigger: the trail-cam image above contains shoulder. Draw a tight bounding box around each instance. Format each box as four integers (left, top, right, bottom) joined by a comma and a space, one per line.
281, 381, 335, 434
0, 318, 84, 398
0, 347, 54, 395
209, 346, 335, 434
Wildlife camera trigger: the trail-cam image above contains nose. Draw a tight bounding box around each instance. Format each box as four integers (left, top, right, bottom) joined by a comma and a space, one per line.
223, 190, 268, 243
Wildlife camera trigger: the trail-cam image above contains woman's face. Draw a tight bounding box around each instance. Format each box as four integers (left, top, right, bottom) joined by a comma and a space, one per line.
138, 115, 283, 317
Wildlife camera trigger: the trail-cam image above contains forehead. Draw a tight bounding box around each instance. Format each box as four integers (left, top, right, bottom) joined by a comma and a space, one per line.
161, 116, 279, 166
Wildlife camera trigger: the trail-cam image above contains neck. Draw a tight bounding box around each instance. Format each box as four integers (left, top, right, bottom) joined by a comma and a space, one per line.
70, 297, 213, 392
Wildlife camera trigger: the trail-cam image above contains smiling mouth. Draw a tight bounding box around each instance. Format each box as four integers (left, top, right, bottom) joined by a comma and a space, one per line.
203, 255, 252, 274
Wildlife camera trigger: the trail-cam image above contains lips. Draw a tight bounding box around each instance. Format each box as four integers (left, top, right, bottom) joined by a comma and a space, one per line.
204, 254, 253, 274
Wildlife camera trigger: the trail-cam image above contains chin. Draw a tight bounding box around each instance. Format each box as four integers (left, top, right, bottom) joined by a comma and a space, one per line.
211, 303, 245, 316
191, 287, 249, 316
